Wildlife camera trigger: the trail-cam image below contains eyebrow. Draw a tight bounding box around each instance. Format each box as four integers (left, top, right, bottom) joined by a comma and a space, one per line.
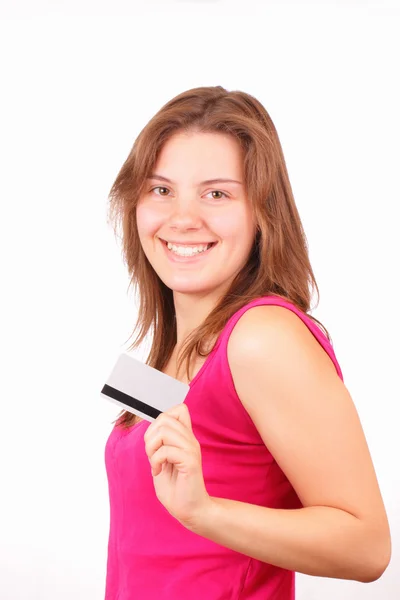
147, 174, 243, 186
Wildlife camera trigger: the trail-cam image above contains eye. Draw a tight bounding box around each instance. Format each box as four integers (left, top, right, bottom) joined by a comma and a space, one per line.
205, 190, 228, 200
149, 187, 228, 200
151, 186, 170, 196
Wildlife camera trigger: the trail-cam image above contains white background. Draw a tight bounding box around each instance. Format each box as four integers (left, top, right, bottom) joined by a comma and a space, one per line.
1, 0, 399, 598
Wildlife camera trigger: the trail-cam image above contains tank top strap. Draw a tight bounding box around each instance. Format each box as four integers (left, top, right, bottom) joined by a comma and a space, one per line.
216, 294, 344, 381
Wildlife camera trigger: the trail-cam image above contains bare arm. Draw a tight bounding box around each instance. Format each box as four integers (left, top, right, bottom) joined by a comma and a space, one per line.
189, 306, 391, 583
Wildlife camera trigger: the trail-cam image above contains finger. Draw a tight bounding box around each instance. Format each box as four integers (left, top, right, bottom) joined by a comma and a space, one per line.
163, 403, 193, 432
150, 444, 194, 477
144, 411, 192, 444
144, 425, 194, 461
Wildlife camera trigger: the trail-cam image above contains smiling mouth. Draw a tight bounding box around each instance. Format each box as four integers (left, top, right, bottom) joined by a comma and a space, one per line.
159, 238, 217, 257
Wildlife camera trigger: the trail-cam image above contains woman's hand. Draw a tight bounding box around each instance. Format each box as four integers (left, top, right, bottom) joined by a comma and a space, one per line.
143, 403, 212, 530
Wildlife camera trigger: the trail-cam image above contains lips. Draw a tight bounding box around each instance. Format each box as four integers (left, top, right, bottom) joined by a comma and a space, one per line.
159, 237, 217, 262
160, 238, 216, 247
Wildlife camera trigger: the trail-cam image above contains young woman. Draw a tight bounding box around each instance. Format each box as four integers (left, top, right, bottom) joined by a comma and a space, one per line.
104, 86, 391, 599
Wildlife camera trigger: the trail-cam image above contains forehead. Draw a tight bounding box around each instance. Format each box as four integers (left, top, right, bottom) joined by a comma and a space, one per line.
153, 132, 244, 182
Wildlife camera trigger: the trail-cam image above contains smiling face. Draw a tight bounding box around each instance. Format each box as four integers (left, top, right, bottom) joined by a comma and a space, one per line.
136, 131, 256, 298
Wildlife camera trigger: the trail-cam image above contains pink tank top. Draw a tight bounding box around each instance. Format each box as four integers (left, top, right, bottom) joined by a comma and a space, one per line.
104, 295, 343, 599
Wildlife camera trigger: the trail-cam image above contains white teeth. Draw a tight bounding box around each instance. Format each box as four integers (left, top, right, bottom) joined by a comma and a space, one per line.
166, 242, 212, 257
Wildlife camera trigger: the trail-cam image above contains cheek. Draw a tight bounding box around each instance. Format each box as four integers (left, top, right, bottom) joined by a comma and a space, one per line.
136, 204, 164, 238
210, 208, 254, 242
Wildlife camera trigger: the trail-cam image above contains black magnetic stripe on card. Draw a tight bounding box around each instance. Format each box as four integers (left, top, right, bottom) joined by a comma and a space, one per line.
101, 384, 162, 419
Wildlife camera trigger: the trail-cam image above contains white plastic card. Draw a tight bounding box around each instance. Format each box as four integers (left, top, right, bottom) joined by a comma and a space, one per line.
101, 352, 190, 423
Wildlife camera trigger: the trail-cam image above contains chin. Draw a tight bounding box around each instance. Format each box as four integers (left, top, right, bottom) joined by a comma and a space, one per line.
166, 284, 213, 295
162, 277, 220, 296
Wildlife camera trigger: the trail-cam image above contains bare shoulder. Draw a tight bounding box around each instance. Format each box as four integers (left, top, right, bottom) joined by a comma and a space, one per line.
228, 304, 337, 379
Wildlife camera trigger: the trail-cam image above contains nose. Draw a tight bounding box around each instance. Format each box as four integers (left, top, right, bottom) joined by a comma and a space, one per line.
167, 197, 202, 231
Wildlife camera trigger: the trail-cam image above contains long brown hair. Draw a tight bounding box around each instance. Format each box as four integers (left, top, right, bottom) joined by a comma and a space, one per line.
107, 85, 331, 429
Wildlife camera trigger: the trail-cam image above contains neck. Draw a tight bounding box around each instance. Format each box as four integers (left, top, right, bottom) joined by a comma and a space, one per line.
172, 289, 223, 348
